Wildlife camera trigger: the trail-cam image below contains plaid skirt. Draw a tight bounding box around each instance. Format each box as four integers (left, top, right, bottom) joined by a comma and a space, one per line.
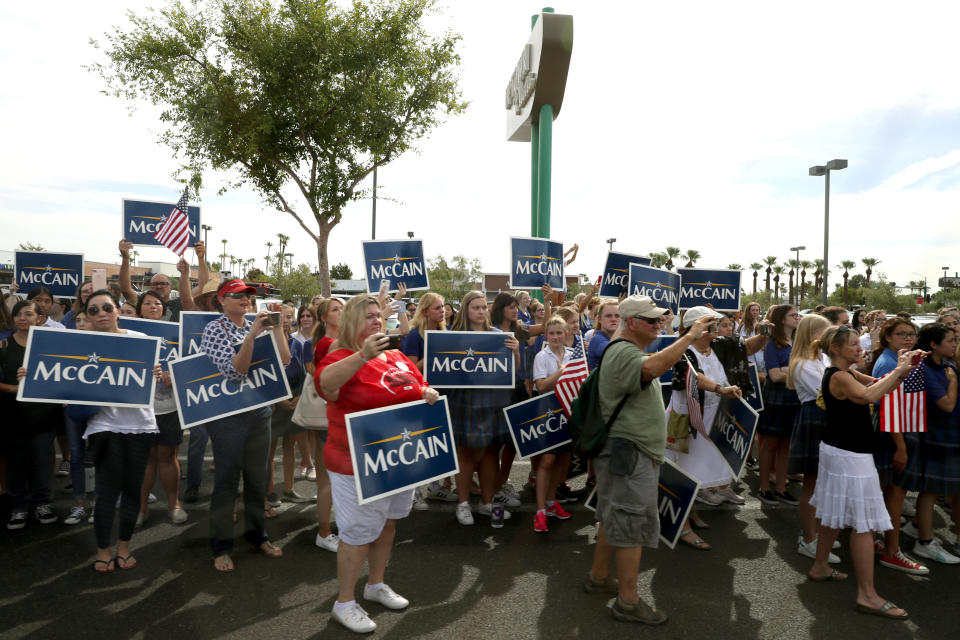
789, 401, 826, 475
447, 387, 512, 449
758, 380, 800, 437
898, 415, 960, 494
873, 431, 918, 487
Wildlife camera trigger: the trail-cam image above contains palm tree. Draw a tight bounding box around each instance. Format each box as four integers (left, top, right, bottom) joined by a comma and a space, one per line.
839, 260, 856, 305
649, 252, 668, 269
682, 249, 701, 268
799, 260, 813, 300
749, 262, 763, 296
786, 258, 800, 305
813, 258, 824, 291
763, 256, 778, 293
664, 247, 681, 271
772, 265, 786, 303
862, 258, 880, 286
265, 241, 273, 272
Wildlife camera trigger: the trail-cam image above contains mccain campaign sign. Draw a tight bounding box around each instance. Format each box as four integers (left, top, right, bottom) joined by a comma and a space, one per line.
118, 317, 179, 370
745, 362, 764, 413
645, 335, 679, 384
14, 251, 84, 298
17, 326, 160, 408
122, 198, 201, 248
709, 396, 760, 479
509, 237, 565, 291
677, 268, 742, 312
361, 239, 429, 293
628, 264, 681, 315
599, 251, 651, 297
658, 458, 701, 549
423, 330, 515, 389
346, 397, 458, 504
504, 392, 571, 459
179, 311, 221, 358
168, 332, 291, 428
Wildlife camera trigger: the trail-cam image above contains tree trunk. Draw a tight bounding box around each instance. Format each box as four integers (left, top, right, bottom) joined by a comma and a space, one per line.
317, 218, 334, 297
752, 272, 758, 296
843, 272, 849, 305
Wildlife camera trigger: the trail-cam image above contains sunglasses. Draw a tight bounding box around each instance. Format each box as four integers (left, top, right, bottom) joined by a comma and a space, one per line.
224, 292, 250, 299
86, 303, 115, 315
634, 315, 663, 325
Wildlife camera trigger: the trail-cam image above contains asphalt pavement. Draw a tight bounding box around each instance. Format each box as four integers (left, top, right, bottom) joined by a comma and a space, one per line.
1, 440, 958, 640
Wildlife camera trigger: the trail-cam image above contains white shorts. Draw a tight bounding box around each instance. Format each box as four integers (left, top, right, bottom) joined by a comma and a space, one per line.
328, 470, 413, 545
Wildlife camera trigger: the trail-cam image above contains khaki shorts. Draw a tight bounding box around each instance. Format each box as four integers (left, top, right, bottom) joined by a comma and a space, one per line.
593, 438, 660, 548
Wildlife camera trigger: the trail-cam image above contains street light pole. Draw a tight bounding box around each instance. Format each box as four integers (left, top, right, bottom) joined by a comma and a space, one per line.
809, 159, 847, 305
606, 237, 616, 252
201, 224, 212, 247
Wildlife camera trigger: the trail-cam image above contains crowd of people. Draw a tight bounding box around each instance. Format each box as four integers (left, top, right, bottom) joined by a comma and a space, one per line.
2, 242, 960, 632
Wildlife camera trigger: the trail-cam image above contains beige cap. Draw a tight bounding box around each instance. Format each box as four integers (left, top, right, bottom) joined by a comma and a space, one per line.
200, 279, 220, 296
619, 295, 669, 320
682, 305, 723, 328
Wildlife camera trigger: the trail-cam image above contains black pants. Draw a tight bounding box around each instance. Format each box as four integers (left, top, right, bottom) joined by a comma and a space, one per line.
89, 432, 153, 549
7, 430, 55, 512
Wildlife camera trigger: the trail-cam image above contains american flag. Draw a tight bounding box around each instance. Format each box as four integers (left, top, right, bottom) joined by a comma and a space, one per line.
685, 356, 708, 437
153, 187, 191, 256
555, 337, 588, 417
879, 365, 927, 433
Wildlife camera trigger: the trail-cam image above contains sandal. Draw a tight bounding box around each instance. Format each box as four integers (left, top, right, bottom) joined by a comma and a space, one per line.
856, 600, 908, 620
690, 514, 710, 530
680, 528, 712, 550
264, 506, 279, 519
214, 554, 235, 572
808, 568, 847, 582
115, 554, 137, 570
251, 541, 283, 558
92, 559, 115, 574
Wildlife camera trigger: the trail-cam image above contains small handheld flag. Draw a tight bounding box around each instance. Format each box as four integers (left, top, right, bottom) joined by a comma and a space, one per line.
153, 187, 191, 256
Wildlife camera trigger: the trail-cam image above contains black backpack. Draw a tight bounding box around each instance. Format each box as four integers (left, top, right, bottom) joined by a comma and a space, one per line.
567, 338, 632, 458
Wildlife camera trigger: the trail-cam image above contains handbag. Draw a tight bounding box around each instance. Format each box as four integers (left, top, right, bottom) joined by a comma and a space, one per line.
666, 410, 692, 454
292, 377, 327, 430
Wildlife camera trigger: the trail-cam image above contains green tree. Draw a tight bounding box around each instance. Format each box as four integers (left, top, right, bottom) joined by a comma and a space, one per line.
649, 252, 668, 269
93, 0, 466, 297
276, 263, 323, 303
787, 258, 800, 305
772, 265, 786, 304
682, 249, 701, 268
799, 260, 813, 300
246, 268, 271, 282
862, 258, 881, 285
749, 262, 763, 296
763, 256, 778, 294
427, 254, 483, 305
330, 263, 354, 280
813, 258, 824, 292
839, 260, 856, 305
17, 242, 45, 251
664, 247, 681, 271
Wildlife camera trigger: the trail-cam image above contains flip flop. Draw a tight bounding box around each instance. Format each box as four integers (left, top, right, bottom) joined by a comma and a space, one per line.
115, 554, 137, 570
214, 554, 234, 572
679, 528, 712, 550
264, 506, 279, 519
690, 514, 710, 530
856, 601, 908, 620
250, 541, 283, 558
808, 569, 847, 582
92, 559, 115, 574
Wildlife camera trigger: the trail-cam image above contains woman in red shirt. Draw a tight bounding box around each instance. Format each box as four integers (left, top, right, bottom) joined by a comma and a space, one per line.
316, 295, 439, 634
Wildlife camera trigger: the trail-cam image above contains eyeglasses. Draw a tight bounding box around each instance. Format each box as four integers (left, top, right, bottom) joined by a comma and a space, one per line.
892, 331, 917, 338
224, 292, 249, 300
151, 282, 171, 288
86, 303, 115, 315
634, 315, 664, 325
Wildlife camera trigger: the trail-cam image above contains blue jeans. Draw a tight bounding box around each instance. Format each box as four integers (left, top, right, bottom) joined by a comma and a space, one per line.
205, 407, 272, 556
63, 411, 88, 500
186, 424, 209, 490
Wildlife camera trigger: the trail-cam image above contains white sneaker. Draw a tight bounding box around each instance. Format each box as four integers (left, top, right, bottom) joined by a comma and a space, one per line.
797, 532, 841, 550
147, 492, 158, 504
363, 583, 409, 610
64, 506, 86, 526
425, 485, 459, 502
306, 465, 317, 481
717, 487, 746, 505
500, 482, 521, 502
332, 602, 376, 633
135, 511, 148, 528
913, 539, 960, 564
492, 491, 520, 508
412, 490, 429, 511
170, 507, 188, 524
456, 502, 474, 525
901, 521, 919, 539
901, 498, 916, 518
797, 538, 840, 564
695, 489, 724, 506
316, 532, 340, 552
477, 502, 512, 519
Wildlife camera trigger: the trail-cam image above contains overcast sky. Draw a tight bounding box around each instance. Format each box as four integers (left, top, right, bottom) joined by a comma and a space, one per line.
3, 1, 960, 293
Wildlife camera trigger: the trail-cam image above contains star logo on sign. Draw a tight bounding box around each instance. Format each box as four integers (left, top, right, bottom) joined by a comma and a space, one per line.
540, 253, 547, 261
394, 254, 401, 262
465, 347, 475, 357
655, 281, 662, 288
705, 281, 713, 287
158, 215, 167, 225
44, 265, 52, 272
87, 353, 100, 364
400, 428, 412, 441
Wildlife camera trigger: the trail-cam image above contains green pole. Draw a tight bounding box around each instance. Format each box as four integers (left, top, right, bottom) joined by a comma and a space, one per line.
531, 122, 539, 236
537, 103, 553, 239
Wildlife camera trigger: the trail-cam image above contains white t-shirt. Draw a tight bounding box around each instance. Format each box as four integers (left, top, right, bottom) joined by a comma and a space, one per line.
44, 317, 65, 329
84, 329, 160, 438
532, 346, 574, 382
792, 356, 828, 403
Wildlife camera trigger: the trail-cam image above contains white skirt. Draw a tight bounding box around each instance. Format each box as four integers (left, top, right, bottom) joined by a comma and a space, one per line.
809, 442, 892, 533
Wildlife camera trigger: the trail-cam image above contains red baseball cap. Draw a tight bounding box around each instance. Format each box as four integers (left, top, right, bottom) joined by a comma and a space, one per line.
217, 279, 257, 302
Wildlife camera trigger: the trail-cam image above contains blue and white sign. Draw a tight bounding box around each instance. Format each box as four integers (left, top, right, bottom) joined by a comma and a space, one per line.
119, 317, 179, 370
504, 392, 571, 459
658, 458, 701, 549
746, 362, 764, 413
17, 326, 160, 408
677, 268, 742, 312
361, 239, 429, 293
122, 198, 201, 248
645, 335, 679, 384
14, 251, 84, 298
346, 397, 458, 505
628, 264, 681, 315
599, 251, 651, 297
509, 237, 565, 291
423, 330, 515, 389
179, 311, 221, 358
709, 396, 760, 479
168, 332, 291, 428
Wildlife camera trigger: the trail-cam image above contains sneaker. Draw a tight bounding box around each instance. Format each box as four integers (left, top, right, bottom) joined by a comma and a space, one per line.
456, 502, 474, 526
797, 532, 840, 550
717, 487, 746, 505
952, 540, 960, 557
425, 485, 459, 502
611, 596, 668, 626
183, 486, 200, 504
7, 511, 27, 530
296, 465, 307, 480
913, 539, 960, 565
874, 537, 886, 555
534, 511, 548, 532
170, 507, 188, 524
500, 482, 521, 502
412, 490, 429, 511
87, 505, 96, 524
546, 502, 572, 520
797, 538, 840, 564
364, 583, 409, 610
774, 491, 799, 506
744, 457, 759, 471
757, 490, 778, 505
306, 465, 317, 481
331, 602, 376, 633
477, 502, 512, 520
316, 532, 340, 552
147, 492, 158, 504
135, 511, 148, 528
56, 459, 70, 477
582, 571, 619, 594
555, 483, 576, 504
901, 498, 916, 518
33, 504, 57, 525
900, 521, 919, 539
695, 489, 724, 506
283, 490, 312, 503
64, 506, 87, 526
493, 491, 521, 509
879, 550, 930, 575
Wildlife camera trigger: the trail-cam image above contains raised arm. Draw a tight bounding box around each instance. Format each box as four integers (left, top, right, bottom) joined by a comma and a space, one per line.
176, 258, 197, 311
118, 239, 138, 304
641, 316, 713, 380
